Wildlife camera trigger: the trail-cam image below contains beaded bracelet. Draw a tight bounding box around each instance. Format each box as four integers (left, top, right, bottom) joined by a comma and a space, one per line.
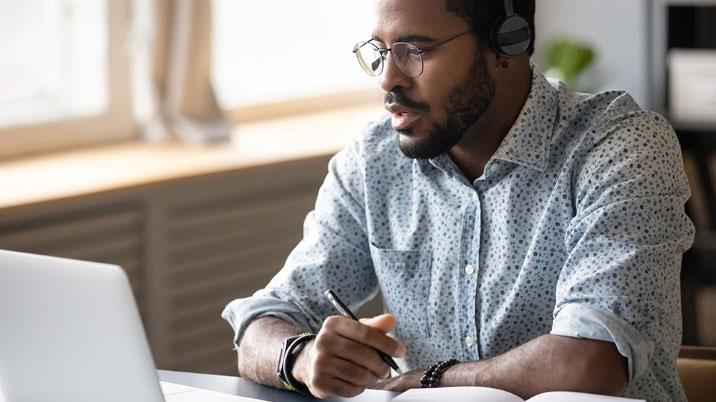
420, 359, 460, 388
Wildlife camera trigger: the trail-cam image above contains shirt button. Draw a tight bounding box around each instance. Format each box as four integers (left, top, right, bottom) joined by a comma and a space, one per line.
465, 336, 474, 348
465, 264, 476, 275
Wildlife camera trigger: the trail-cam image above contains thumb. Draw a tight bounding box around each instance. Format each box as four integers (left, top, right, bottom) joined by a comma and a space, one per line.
359, 313, 396, 334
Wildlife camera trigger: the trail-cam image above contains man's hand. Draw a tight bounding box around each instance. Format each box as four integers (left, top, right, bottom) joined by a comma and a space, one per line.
292, 314, 406, 399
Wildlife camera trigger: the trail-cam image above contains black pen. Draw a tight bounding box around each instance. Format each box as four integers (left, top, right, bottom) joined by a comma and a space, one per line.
324, 289, 402, 374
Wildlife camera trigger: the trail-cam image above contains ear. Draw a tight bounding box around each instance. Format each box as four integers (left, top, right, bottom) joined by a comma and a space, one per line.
491, 52, 530, 77
497, 55, 511, 70
481, 44, 505, 78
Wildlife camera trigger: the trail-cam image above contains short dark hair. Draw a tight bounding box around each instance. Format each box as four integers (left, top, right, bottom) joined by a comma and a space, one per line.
446, 0, 536, 56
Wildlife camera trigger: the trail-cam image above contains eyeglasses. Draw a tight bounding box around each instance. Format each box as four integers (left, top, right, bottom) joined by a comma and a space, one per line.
352, 30, 471, 78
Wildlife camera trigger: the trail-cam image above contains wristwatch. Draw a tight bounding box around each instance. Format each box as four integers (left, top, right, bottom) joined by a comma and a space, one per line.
276, 332, 315, 396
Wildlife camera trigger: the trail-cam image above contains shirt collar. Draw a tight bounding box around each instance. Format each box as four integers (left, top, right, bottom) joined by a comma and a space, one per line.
425, 65, 559, 177
490, 66, 559, 172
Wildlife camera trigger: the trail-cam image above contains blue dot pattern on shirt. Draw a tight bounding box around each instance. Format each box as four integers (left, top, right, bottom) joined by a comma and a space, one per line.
222, 67, 694, 402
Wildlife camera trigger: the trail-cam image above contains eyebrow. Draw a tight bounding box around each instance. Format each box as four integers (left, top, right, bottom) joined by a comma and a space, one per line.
371, 33, 437, 44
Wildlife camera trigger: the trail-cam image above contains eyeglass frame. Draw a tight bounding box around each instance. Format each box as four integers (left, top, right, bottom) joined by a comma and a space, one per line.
352, 30, 472, 78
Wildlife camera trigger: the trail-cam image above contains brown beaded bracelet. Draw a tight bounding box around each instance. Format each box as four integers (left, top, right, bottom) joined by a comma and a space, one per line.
420, 359, 460, 388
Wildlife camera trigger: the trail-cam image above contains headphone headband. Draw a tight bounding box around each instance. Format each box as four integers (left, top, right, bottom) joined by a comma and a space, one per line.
503, 0, 515, 15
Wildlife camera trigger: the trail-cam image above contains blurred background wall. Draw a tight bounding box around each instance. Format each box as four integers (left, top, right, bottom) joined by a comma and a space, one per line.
534, 0, 651, 108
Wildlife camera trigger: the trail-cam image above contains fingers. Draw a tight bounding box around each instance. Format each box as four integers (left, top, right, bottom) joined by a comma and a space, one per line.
313, 328, 390, 378
309, 375, 364, 399
325, 315, 406, 358
315, 354, 380, 388
300, 315, 403, 398
359, 313, 397, 334
303, 340, 388, 398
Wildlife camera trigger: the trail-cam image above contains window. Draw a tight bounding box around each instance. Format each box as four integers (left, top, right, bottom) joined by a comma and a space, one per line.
0, 1, 382, 158
0, 0, 107, 127
0, 0, 134, 159
211, 0, 380, 117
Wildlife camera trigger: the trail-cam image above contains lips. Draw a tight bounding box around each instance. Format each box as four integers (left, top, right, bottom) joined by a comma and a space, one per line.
386, 103, 425, 131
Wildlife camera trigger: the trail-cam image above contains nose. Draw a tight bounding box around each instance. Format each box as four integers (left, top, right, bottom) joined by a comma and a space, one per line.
379, 52, 413, 93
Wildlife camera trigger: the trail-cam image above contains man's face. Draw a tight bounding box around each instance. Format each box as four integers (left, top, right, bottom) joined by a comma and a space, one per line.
373, 0, 496, 159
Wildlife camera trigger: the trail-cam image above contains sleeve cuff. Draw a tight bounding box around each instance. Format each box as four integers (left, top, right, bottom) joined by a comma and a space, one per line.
550, 303, 654, 382
221, 291, 320, 349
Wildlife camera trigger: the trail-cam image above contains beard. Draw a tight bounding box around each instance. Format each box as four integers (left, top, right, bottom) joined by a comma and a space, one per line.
394, 54, 496, 159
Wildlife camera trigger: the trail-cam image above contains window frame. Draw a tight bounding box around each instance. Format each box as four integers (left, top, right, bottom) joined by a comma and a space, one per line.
0, 0, 136, 160
225, 88, 383, 123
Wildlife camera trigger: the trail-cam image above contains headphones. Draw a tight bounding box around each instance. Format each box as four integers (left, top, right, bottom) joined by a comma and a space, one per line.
491, 0, 532, 57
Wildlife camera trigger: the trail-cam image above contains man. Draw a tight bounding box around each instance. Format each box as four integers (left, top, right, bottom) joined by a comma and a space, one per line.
222, 0, 694, 400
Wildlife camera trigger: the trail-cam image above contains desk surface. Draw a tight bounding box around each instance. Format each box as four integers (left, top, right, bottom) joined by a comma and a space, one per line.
158, 370, 398, 402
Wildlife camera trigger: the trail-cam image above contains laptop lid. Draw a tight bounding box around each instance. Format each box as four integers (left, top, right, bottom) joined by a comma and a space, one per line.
0, 249, 165, 402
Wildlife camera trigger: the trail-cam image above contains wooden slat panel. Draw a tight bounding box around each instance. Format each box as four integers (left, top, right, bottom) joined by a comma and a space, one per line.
169, 237, 295, 282
165, 157, 328, 217
168, 228, 301, 269
166, 193, 315, 265
156, 159, 330, 374
167, 213, 308, 261
171, 285, 265, 322
0, 156, 340, 376
172, 320, 230, 344
169, 186, 315, 235
170, 342, 235, 368
171, 310, 231, 335
171, 326, 233, 353
169, 229, 300, 273
170, 254, 284, 290
171, 299, 236, 328
170, 264, 281, 308
0, 202, 148, 324
46, 236, 141, 262
0, 207, 141, 249
171, 352, 237, 375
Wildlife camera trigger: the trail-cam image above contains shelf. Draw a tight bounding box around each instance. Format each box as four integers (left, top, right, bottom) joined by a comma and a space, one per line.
0, 104, 384, 212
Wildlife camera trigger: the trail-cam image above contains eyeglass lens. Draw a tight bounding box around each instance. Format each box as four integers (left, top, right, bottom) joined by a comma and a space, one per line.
354, 42, 423, 78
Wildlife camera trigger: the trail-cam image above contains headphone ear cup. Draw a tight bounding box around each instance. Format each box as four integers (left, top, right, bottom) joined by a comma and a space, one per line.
491, 14, 531, 57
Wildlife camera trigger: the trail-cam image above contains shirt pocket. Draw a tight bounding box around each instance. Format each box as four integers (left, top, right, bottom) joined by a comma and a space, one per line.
369, 243, 432, 340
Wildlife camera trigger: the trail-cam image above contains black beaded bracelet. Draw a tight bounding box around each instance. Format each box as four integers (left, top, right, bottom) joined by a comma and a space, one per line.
420, 359, 460, 388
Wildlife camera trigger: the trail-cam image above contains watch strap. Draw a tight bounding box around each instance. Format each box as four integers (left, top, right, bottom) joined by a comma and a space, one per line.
277, 332, 315, 395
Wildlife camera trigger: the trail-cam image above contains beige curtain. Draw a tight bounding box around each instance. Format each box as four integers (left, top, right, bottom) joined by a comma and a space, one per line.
138, 0, 231, 144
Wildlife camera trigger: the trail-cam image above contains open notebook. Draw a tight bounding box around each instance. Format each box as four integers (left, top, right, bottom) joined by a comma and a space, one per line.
392, 387, 643, 402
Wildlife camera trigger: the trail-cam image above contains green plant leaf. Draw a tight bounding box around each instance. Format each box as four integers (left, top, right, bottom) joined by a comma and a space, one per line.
545, 38, 595, 85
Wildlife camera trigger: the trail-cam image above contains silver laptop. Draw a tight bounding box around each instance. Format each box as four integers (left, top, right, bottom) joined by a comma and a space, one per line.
0, 249, 256, 402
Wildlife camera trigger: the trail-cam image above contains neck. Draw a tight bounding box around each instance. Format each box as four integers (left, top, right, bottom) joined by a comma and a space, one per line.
449, 62, 533, 183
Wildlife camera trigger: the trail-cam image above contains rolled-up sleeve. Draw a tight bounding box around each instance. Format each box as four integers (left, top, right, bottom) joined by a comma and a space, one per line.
551, 113, 695, 383
221, 137, 378, 348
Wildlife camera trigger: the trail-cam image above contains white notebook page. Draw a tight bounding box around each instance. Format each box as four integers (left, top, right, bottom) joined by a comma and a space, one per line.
392, 387, 645, 402
392, 386, 524, 402
160, 381, 268, 402
527, 391, 643, 402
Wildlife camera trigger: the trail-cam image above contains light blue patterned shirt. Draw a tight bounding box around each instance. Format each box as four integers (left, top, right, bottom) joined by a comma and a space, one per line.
222, 69, 694, 401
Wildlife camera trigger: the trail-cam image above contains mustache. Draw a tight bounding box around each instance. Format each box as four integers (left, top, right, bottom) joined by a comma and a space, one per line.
384, 89, 430, 112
